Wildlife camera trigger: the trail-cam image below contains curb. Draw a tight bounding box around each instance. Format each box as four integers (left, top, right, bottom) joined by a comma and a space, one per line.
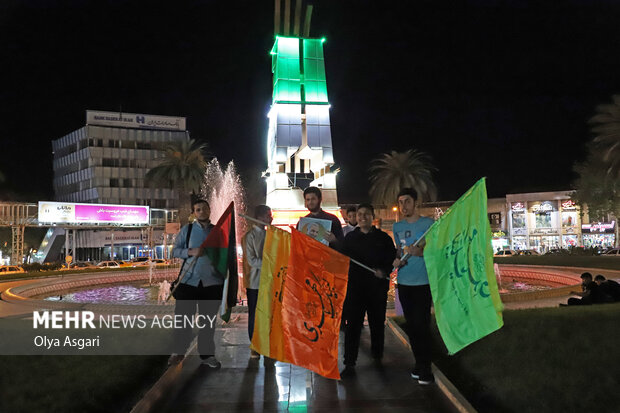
129, 313, 243, 413
386, 318, 477, 413
130, 341, 200, 413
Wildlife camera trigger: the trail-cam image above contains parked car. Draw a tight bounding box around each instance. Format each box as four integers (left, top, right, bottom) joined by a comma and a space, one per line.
518, 249, 540, 256
125, 257, 150, 267
544, 249, 569, 256
96, 261, 121, 268
494, 250, 516, 257
132, 258, 169, 267
61, 262, 97, 270
602, 248, 620, 256
0, 265, 25, 274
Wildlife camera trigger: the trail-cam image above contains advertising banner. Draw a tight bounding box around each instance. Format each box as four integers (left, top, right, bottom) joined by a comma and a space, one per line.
39, 202, 149, 225
86, 110, 186, 131
582, 222, 616, 234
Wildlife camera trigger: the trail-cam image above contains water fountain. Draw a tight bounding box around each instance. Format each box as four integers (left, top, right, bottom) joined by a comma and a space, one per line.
201, 158, 247, 241
494, 263, 508, 293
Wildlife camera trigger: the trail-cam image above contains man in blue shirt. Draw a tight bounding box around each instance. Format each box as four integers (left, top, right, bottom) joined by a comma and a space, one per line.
168, 199, 224, 368
392, 188, 435, 385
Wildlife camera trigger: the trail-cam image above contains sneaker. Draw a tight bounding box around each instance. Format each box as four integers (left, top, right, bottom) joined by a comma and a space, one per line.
418, 373, 435, 385
201, 356, 221, 369
167, 353, 184, 367
250, 349, 260, 359
410, 369, 420, 380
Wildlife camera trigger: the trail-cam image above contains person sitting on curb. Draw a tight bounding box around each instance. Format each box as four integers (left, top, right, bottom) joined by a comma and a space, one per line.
594, 275, 620, 302
561, 272, 608, 306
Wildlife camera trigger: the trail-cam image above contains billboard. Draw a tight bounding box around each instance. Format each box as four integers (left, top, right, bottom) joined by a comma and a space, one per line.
38, 202, 149, 225
581, 222, 616, 234
86, 110, 186, 131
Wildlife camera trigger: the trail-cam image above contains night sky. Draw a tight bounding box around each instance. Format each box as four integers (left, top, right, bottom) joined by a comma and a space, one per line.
2, 0, 620, 204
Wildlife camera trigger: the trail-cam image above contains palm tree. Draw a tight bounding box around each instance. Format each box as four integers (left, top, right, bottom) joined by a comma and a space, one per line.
590, 94, 620, 179
369, 149, 438, 206
145, 139, 207, 225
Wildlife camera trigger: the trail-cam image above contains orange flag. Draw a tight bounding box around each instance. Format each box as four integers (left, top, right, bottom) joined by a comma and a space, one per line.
281, 229, 350, 379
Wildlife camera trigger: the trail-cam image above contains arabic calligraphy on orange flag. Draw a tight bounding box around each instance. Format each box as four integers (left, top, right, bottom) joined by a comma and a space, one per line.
281, 229, 350, 380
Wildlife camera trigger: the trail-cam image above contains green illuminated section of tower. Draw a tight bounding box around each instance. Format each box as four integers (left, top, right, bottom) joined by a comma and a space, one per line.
271, 36, 329, 104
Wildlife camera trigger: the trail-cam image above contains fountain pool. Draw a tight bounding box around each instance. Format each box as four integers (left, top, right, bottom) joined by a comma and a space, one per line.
38, 282, 171, 305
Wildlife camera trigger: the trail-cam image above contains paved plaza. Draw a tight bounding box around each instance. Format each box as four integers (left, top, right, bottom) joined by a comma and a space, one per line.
3, 270, 618, 412
158, 313, 459, 413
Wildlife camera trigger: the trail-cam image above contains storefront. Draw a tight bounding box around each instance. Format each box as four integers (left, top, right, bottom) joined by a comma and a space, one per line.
507, 192, 583, 253
561, 200, 580, 248
76, 229, 172, 262
582, 222, 616, 249
491, 231, 510, 251
529, 235, 560, 253
510, 202, 528, 250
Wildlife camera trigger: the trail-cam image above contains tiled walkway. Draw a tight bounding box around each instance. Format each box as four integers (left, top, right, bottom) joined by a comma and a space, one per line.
161, 314, 458, 413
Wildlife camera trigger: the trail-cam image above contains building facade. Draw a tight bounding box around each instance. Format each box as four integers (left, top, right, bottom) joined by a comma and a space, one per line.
507, 191, 579, 252
506, 190, 616, 251
367, 190, 616, 254
52, 110, 189, 209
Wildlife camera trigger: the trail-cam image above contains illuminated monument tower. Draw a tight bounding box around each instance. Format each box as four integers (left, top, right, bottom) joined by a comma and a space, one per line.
265, 0, 343, 226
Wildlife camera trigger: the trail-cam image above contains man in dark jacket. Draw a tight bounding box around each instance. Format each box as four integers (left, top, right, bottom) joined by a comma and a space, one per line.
340, 203, 396, 377
566, 272, 609, 305
594, 275, 620, 302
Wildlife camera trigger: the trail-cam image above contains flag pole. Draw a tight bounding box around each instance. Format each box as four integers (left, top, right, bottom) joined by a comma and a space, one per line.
166, 255, 198, 302
392, 224, 434, 272
239, 213, 377, 275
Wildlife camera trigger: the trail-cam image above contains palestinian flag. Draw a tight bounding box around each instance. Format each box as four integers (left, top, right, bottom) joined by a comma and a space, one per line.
200, 201, 238, 322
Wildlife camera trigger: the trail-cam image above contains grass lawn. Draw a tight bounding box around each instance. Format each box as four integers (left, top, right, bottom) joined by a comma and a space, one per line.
397, 302, 620, 412
494, 255, 620, 271
0, 355, 167, 413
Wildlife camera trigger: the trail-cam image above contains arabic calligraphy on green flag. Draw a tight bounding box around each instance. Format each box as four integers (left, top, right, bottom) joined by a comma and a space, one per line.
424, 178, 504, 354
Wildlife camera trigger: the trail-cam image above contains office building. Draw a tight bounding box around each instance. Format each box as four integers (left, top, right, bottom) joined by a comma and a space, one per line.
52, 110, 189, 209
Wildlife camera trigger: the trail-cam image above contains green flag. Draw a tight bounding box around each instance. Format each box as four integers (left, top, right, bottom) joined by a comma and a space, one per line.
424, 178, 503, 354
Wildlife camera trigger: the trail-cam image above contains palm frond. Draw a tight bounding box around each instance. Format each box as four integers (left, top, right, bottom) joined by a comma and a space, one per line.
369, 149, 438, 205
589, 95, 620, 179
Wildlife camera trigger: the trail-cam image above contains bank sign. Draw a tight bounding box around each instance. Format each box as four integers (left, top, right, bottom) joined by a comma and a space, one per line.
86, 110, 186, 131
38, 202, 149, 225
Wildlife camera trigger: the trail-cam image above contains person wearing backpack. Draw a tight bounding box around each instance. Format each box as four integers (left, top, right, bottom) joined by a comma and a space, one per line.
168, 198, 224, 369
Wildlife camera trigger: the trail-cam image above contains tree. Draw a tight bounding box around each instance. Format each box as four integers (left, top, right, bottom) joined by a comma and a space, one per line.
589, 94, 620, 179
572, 148, 620, 221
369, 149, 438, 206
145, 139, 207, 225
